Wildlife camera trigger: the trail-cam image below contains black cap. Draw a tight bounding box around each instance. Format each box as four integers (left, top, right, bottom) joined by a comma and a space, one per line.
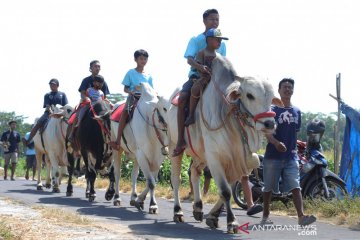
49, 78, 59, 86
8, 120, 17, 125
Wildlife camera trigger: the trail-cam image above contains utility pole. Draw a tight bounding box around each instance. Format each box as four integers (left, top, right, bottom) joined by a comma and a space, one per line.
334, 73, 341, 175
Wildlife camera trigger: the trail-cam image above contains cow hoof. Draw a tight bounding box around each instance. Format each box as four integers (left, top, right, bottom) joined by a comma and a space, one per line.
89, 196, 96, 202
206, 218, 219, 229
86, 192, 90, 198
113, 200, 121, 206
45, 184, 51, 189
52, 188, 60, 193
227, 223, 239, 234
149, 206, 158, 214
161, 146, 169, 156
173, 214, 184, 223
193, 211, 203, 222
130, 199, 136, 206
105, 192, 114, 201
37, 185, 43, 191
66, 191, 73, 197
135, 201, 144, 211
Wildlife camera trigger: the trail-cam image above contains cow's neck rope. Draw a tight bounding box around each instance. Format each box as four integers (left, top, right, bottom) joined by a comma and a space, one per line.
135, 100, 167, 132
199, 78, 256, 148
135, 98, 168, 148
199, 78, 253, 132
89, 102, 111, 142
59, 117, 68, 141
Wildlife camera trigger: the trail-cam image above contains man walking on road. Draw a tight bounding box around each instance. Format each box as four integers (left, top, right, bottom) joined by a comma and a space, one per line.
1, 120, 21, 180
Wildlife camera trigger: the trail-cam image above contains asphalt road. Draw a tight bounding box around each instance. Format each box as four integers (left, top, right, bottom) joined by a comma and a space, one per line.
0, 177, 359, 240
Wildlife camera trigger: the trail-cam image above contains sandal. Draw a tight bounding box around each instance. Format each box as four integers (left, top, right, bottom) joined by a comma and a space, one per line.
298, 215, 316, 226
247, 204, 263, 216
260, 218, 274, 225
172, 145, 186, 157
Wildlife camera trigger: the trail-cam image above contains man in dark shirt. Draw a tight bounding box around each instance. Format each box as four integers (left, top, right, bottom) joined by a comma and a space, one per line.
261, 78, 316, 226
1, 120, 21, 180
78, 60, 110, 100
24, 78, 68, 145
68, 60, 110, 142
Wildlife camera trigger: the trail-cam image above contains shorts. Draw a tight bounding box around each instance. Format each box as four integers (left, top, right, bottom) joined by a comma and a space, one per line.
26, 155, 37, 168
37, 111, 50, 125
4, 152, 18, 165
125, 95, 138, 112
181, 75, 200, 94
262, 158, 300, 193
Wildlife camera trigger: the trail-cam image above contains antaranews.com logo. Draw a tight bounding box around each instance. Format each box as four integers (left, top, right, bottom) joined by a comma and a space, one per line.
238, 222, 317, 236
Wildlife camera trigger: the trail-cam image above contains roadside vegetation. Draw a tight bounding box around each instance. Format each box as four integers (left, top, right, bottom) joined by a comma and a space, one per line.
1, 146, 359, 232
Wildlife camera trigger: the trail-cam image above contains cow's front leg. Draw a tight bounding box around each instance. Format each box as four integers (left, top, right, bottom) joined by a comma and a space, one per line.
205, 198, 224, 229
44, 155, 52, 189
147, 172, 158, 214
35, 152, 43, 190
130, 159, 140, 206
191, 164, 203, 221
170, 154, 184, 222
88, 169, 97, 202
135, 183, 149, 211
222, 186, 238, 234
50, 153, 61, 193
105, 165, 115, 201
112, 149, 122, 206
66, 152, 75, 196
207, 183, 238, 233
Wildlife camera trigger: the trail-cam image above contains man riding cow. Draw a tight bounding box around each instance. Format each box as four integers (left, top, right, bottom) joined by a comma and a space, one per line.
24, 78, 68, 146
68, 60, 111, 143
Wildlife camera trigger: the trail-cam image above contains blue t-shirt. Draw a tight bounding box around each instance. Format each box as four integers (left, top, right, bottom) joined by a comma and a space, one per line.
184, 33, 226, 78
78, 76, 110, 95
24, 132, 35, 155
122, 69, 154, 93
264, 105, 301, 160
43, 91, 68, 108
1, 130, 21, 153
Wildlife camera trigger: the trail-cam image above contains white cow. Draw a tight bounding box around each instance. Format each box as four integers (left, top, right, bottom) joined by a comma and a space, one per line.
111, 82, 169, 213
159, 56, 281, 233
33, 104, 74, 192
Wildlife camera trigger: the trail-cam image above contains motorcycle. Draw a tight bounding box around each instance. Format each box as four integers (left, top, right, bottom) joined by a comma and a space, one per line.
232, 119, 348, 209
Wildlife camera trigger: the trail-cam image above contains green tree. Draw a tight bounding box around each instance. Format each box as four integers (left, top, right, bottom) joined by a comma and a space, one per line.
106, 93, 126, 104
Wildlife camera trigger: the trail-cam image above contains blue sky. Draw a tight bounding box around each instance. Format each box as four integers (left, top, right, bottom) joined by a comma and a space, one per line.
1, 0, 359, 123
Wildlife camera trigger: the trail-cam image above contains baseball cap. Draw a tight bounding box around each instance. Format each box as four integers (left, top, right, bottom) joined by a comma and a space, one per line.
49, 78, 59, 86
206, 28, 229, 40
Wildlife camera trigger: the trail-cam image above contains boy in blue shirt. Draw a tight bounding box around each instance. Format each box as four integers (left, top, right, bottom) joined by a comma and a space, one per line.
110, 49, 154, 150
172, 9, 226, 157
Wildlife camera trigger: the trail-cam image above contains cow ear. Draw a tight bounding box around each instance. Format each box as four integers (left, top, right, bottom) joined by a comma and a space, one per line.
235, 76, 245, 84
227, 90, 241, 103
272, 97, 284, 107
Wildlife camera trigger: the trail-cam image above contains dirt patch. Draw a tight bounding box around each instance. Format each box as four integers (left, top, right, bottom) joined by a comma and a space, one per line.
0, 197, 142, 240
